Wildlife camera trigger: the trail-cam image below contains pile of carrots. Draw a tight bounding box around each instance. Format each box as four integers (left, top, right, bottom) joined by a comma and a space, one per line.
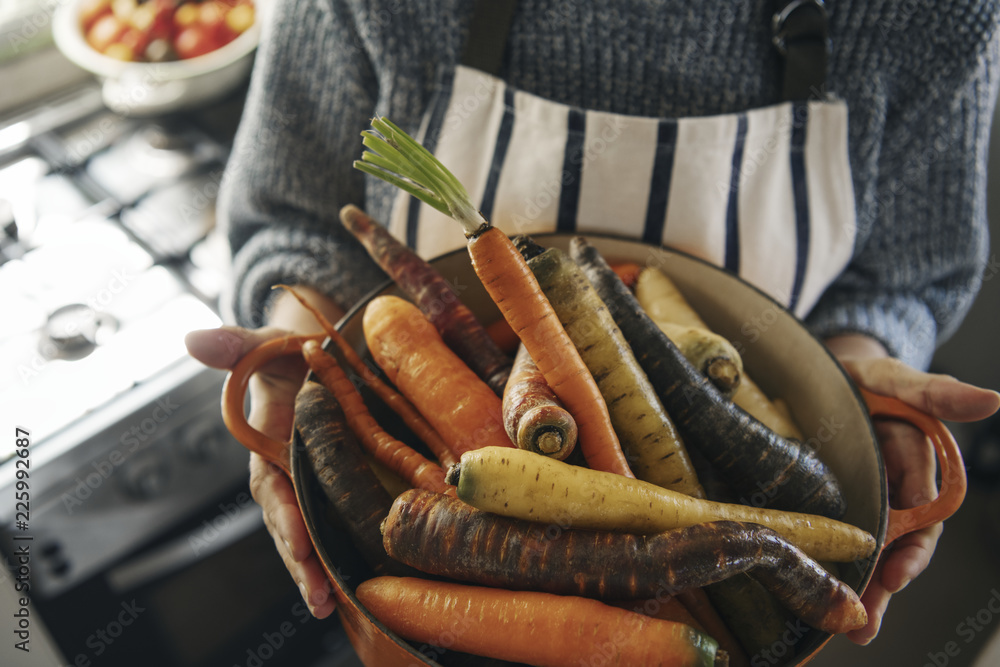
224, 213, 876, 667
219, 120, 876, 667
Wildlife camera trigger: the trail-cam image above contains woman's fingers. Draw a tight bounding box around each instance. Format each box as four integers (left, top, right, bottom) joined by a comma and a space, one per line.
267, 502, 335, 618
293, 556, 336, 619
878, 418, 944, 586
849, 565, 891, 645
839, 357, 1000, 422
189, 326, 333, 616
880, 523, 942, 594
250, 453, 311, 558
847, 419, 944, 645
879, 419, 937, 507
185, 326, 287, 370
248, 372, 306, 441
851, 517, 942, 645
187, 325, 309, 441
250, 452, 335, 617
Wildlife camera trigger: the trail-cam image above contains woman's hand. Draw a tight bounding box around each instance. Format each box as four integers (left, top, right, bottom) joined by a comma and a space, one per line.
185, 287, 345, 619
825, 334, 1000, 645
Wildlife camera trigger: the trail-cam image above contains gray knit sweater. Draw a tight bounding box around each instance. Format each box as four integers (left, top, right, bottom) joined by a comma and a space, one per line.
219, 0, 1000, 371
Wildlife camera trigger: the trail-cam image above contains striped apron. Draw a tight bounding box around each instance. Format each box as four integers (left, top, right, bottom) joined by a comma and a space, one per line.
386, 13, 856, 319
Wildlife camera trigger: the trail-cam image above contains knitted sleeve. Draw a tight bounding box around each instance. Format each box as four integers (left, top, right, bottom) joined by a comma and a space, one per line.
218, 0, 387, 327
806, 8, 1000, 370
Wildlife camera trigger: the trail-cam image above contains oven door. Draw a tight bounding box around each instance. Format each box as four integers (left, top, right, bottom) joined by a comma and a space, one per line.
0, 359, 362, 667
19, 502, 360, 667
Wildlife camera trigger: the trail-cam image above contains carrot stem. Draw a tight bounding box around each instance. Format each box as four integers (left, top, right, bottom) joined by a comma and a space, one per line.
502, 343, 578, 460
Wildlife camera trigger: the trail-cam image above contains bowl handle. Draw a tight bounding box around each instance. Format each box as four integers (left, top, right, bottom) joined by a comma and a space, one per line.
859, 387, 968, 547
220, 333, 327, 477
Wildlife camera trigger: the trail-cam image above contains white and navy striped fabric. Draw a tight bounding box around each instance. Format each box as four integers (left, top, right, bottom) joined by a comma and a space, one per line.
387, 66, 857, 318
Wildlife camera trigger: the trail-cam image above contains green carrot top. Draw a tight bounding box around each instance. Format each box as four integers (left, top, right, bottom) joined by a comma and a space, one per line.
353, 116, 488, 237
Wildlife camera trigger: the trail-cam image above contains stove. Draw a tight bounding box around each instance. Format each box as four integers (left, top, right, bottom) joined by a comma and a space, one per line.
0, 79, 243, 591
0, 82, 359, 667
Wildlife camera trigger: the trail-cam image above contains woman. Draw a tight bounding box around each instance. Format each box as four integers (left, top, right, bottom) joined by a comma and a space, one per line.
186, 0, 1000, 647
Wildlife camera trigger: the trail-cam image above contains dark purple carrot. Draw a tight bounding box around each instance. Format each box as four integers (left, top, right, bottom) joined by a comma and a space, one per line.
294, 380, 419, 577
568, 236, 846, 519
381, 489, 867, 635
339, 204, 512, 396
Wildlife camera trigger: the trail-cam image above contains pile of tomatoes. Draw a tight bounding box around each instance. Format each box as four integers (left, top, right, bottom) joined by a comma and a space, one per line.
79, 0, 255, 62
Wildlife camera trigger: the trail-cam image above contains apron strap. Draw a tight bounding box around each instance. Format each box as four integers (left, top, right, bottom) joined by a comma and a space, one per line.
772, 0, 829, 101
460, 0, 518, 76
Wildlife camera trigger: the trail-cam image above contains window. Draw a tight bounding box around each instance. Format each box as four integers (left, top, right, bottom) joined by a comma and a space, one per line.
0, 0, 92, 116
0, 0, 59, 63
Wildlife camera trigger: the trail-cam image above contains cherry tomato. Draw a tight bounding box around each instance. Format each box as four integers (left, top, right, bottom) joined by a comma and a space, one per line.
78, 0, 112, 33
225, 4, 254, 36
83, 0, 255, 62
86, 13, 126, 53
110, 0, 137, 22
143, 38, 174, 62
126, 3, 154, 33
173, 25, 219, 59
198, 0, 230, 42
103, 42, 134, 61
173, 3, 200, 29
146, 0, 175, 42
117, 27, 149, 57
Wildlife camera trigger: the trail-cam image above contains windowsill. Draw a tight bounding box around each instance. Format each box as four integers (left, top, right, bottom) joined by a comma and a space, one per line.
0, 45, 94, 118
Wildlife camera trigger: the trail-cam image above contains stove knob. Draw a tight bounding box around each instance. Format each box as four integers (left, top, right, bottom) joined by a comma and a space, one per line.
121, 454, 171, 500
40, 304, 119, 361
42, 304, 99, 358
178, 420, 225, 463
39, 542, 71, 579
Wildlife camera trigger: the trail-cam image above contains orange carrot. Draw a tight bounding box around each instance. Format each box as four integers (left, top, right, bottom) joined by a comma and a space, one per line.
274, 285, 458, 469
502, 343, 578, 459
301, 339, 450, 494
608, 595, 707, 632
467, 226, 634, 477
676, 589, 751, 667
610, 261, 643, 290
356, 576, 725, 667
363, 294, 514, 457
